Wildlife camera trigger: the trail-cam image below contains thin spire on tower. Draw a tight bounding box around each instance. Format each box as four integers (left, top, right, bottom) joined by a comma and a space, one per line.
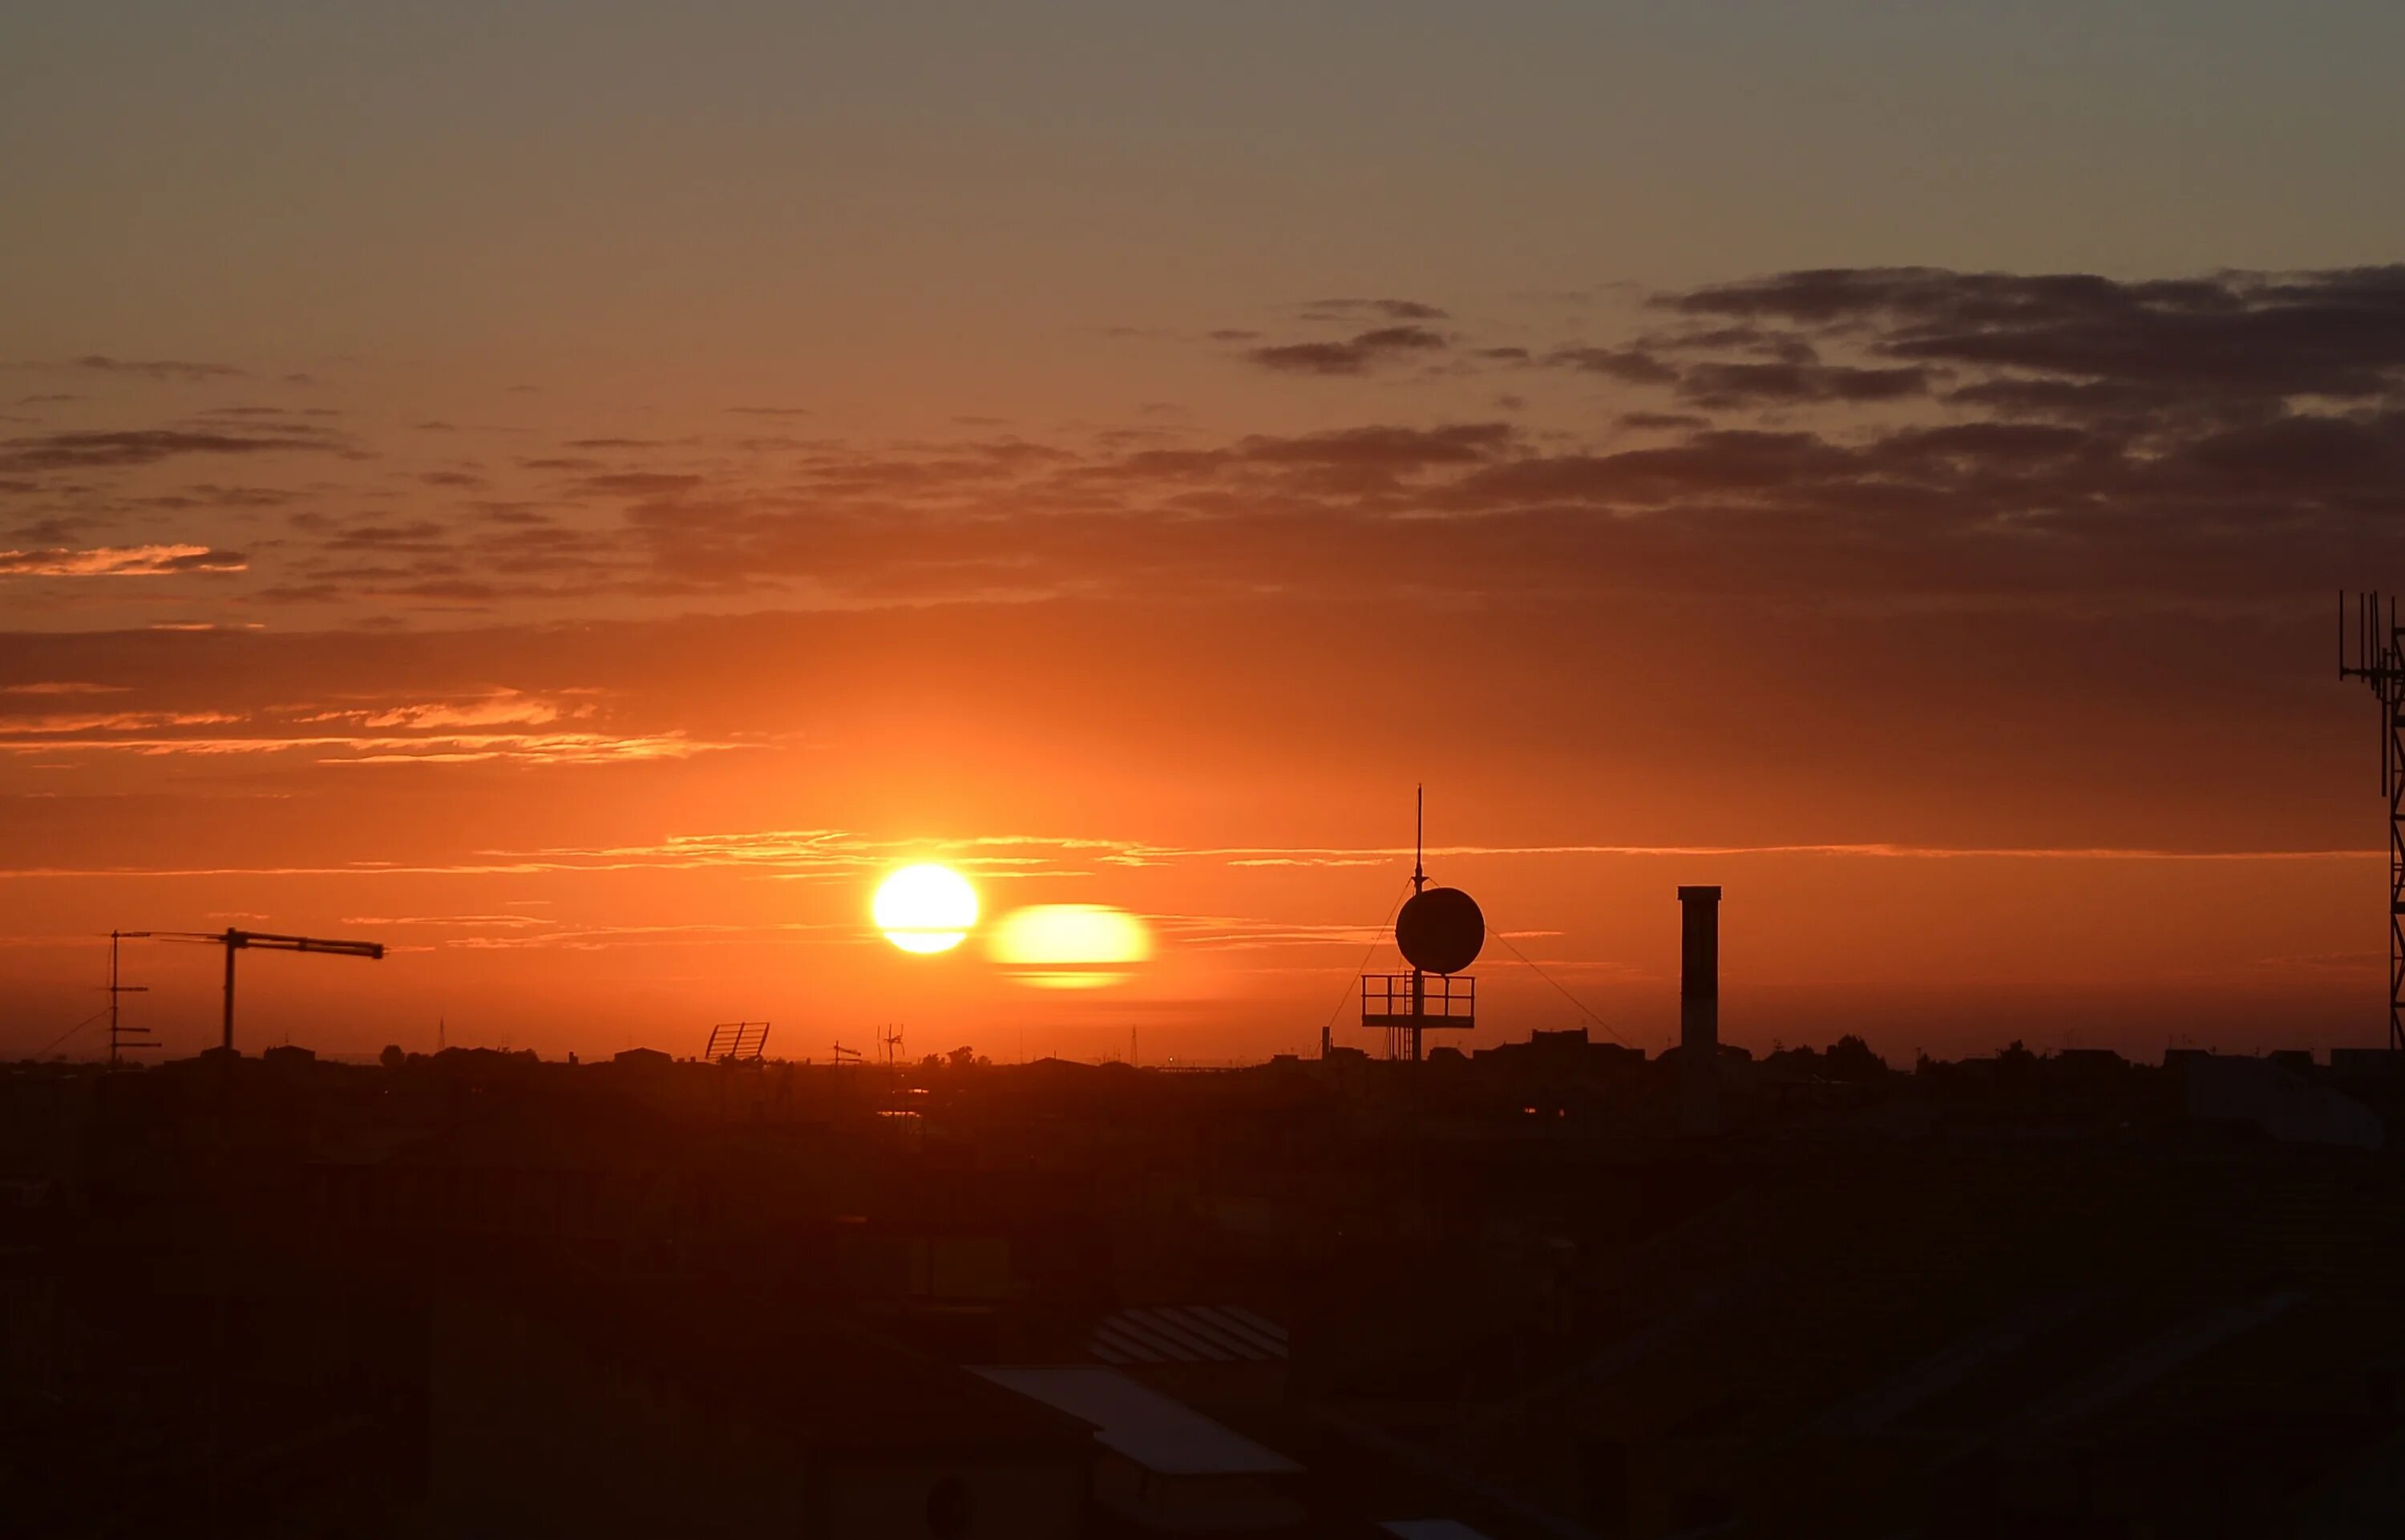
1413, 783, 1427, 894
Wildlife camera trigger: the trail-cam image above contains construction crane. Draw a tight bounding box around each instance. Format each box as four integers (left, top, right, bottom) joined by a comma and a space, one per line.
153, 928, 386, 1053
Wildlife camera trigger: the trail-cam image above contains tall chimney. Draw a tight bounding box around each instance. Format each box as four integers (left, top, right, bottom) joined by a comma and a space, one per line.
1678, 885, 1721, 1134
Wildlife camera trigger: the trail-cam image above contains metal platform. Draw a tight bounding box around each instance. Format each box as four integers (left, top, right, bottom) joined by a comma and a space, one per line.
1360, 972, 1475, 1029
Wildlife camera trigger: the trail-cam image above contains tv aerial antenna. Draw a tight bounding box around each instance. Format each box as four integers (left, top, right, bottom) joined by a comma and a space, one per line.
879, 1023, 905, 1069
103, 930, 158, 1066
1360, 786, 1482, 1060
704, 1021, 771, 1062
2338, 592, 2405, 1050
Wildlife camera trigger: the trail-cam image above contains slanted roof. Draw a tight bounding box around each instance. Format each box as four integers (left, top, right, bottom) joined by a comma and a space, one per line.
972, 1364, 1302, 1476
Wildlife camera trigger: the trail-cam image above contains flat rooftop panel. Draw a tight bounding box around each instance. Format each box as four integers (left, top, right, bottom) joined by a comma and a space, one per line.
972, 1364, 1303, 1477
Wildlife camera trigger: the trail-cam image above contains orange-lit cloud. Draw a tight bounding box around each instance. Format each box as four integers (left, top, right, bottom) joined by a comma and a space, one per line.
0, 681, 130, 695
0, 728, 736, 764
0, 544, 246, 576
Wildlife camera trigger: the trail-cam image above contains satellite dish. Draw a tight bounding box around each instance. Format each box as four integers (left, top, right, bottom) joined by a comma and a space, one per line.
1397, 887, 1483, 976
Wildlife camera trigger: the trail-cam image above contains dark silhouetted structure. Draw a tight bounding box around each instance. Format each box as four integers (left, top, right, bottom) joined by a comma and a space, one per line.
9, 1028, 2405, 1534
103, 930, 156, 1067
705, 1020, 772, 1061
2338, 591, 2405, 1050
151, 928, 386, 1053
1363, 787, 1481, 1060
1679, 884, 1721, 1134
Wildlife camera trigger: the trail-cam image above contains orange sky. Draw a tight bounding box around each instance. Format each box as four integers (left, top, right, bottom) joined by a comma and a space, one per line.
6, 7, 2404, 1064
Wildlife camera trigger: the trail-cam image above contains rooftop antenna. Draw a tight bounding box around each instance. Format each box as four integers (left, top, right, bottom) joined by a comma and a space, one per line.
1362, 786, 1481, 1060
2337, 591, 2405, 1051
831, 1039, 862, 1066
1414, 782, 1427, 895
104, 930, 158, 1067
150, 928, 386, 1054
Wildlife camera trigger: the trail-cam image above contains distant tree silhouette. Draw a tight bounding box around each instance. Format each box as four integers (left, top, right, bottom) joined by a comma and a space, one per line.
1996, 1039, 2039, 1084
1825, 1034, 1886, 1080
378, 1044, 405, 1071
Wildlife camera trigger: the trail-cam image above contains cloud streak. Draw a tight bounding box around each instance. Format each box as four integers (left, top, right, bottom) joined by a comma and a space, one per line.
0, 544, 246, 576
1245, 325, 1449, 375
0, 827, 2371, 883
0, 427, 339, 474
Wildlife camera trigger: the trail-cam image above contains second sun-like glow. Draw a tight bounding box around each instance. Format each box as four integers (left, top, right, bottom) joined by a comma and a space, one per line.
873, 863, 979, 954
988, 903, 1153, 988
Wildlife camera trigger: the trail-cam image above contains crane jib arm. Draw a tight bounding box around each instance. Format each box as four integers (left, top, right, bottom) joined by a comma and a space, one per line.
223, 930, 386, 959
146, 928, 386, 1052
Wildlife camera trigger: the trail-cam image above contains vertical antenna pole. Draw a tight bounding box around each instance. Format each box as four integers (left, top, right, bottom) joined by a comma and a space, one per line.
220, 932, 236, 1053
1411, 785, 1426, 1060
1413, 783, 1426, 894
108, 931, 119, 1069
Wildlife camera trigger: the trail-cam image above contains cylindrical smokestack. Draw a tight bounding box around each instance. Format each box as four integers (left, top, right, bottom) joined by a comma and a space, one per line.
1678, 885, 1721, 1134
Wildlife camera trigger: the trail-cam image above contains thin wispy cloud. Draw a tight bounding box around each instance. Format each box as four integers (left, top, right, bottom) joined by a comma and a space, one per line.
0, 544, 246, 576
0, 827, 2374, 883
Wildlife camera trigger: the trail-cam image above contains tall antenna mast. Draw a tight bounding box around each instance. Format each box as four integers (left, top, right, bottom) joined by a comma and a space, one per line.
2337, 591, 2405, 1052
1413, 783, 1427, 894
1362, 786, 1480, 1061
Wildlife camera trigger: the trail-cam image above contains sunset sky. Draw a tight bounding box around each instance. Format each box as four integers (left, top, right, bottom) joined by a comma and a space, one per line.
7, 3, 2405, 1063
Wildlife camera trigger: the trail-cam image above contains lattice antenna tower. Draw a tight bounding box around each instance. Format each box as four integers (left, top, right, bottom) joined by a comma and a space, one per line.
104, 930, 158, 1067
2338, 591, 2405, 1051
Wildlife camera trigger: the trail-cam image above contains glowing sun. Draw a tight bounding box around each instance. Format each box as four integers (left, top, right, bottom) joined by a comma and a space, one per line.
874, 863, 979, 953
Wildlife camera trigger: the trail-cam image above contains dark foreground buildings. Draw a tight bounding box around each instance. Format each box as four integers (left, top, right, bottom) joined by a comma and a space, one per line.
5, 1033, 2404, 1537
